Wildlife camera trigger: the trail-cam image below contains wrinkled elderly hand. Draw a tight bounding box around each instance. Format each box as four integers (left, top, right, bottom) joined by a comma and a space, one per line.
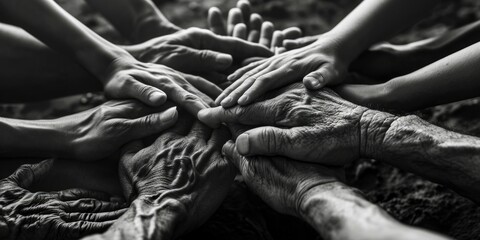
124, 27, 272, 80
60, 100, 178, 161
222, 139, 344, 217
87, 115, 236, 240
0, 159, 127, 240
199, 83, 372, 166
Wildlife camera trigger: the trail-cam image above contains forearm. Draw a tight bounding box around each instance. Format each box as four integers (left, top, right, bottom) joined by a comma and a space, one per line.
378, 41, 480, 111
85, 0, 180, 42
83, 198, 186, 240
0, 23, 101, 102
327, 0, 436, 63
300, 182, 449, 240
362, 110, 480, 203
0, 0, 129, 81
0, 117, 72, 158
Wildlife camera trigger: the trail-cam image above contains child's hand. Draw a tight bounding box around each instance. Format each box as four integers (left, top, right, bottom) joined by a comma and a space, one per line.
207, 0, 302, 52
216, 35, 349, 107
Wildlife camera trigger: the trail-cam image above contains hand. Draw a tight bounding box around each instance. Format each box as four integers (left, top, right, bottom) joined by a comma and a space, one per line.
222, 139, 344, 218
124, 27, 273, 78
102, 55, 217, 114
117, 114, 236, 237
216, 34, 349, 107
0, 159, 127, 240
207, 0, 302, 52
60, 100, 178, 161
199, 83, 371, 166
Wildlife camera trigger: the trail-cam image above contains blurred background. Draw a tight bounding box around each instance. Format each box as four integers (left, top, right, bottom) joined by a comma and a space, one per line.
2, 0, 480, 239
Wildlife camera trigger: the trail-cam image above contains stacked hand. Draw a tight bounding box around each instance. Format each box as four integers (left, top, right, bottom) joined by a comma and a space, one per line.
0, 160, 126, 240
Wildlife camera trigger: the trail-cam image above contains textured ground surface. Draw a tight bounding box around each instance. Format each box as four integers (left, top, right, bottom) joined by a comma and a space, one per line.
1, 0, 480, 239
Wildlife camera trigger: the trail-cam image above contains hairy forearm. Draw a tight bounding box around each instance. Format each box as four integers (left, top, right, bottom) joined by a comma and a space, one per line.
0, 117, 72, 158
329, 0, 436, 63
85, 0, 180, 42
83, 198, 186, 240
0, 0, 128, 80
300, 182, 449, 240
364, 111, 480, 203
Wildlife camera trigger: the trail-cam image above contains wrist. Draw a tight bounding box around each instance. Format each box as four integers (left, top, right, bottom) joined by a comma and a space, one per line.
359, 109, 399, 159
318, 31, 363, 66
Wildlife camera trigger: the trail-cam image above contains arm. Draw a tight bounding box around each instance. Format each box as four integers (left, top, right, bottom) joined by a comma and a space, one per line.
84, 0, 180, 43
362, 110, 480, 203
337, 40, 480, 111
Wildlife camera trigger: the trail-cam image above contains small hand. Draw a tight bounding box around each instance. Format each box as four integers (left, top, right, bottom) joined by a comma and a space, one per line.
207, 0, 302, 52
199, 83, 368, 166
60, 100, 178, 161
0, 159, 127, 240
222, 139, 344, 217
103, 56, 216, 115
216, 34, 349, 107
118, 113, 236, 236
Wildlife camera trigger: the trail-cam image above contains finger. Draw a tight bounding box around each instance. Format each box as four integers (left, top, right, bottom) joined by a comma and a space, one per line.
163, 80, 209, 116
270, 30, 284, 51
238, 66, 298, 105
208, 7, 227, 35
235, 126, 292, 156
276, 47, 286, 55
183, 74, 223, 100
124, 78, 167, 107
237, 0, 251, 30
303, 64, 339, 90
232, 23, 247, 40
282, 27, 302, 40
126, 106, 178, 139
8, 159, 54, 188
57, 189, 112, 202
66, 199, 126, 213
259, 21, 274, 47
208, 126, 232, 149
63, 209, 127, 222
227, 59, 264, 82
248, 13, 263, 42
222, 140, 243, 170
221, 76, 258, 107
188, 121, 212, 141
215, 75, 249, 105
185, 47, 233, 71
197, 103, 274, 128
227, 8, 244, 36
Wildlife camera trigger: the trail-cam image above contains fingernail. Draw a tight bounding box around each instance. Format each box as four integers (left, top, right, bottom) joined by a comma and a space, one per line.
161, 107, 178, 122
306, 78, 321, 89
221, 96, 233, 107
236, 134, 249, 155
216, 54, 233, 67
149, 92, 165, 104
227, 74, 235, 81
238, 95, 249, 105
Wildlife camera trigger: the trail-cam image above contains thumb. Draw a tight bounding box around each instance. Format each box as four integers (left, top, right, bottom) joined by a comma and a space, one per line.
303, 64, 340, 90
8, 159, 54, 188
222, 140, 243, 171
235, 126, 290, 156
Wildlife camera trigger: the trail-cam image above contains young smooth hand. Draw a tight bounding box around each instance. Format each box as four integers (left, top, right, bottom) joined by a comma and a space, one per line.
0, 159, 126, 240
216, 34, 349, 107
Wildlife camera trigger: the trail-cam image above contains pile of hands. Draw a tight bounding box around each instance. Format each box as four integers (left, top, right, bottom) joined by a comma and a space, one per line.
1, 1, 407, 239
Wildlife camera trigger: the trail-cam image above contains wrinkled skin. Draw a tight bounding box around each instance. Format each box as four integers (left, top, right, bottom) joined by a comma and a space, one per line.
124, 27, 272, 80
60, 100, 178, 161
103, 55, 218, 115
0, 159, 127, 240
216, 34, 349, 107
222, 139, 344, 217
84, 114, 236, 240
199, 83, 368, 166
